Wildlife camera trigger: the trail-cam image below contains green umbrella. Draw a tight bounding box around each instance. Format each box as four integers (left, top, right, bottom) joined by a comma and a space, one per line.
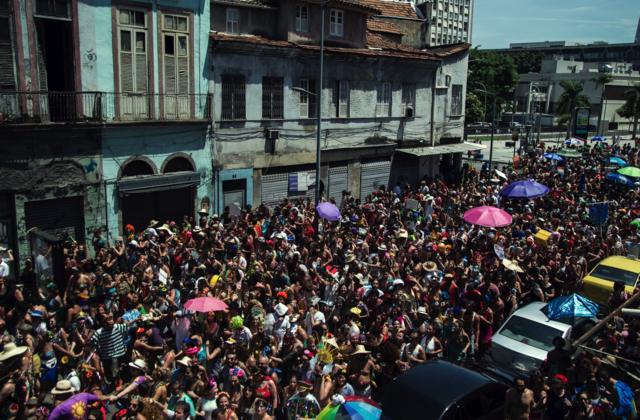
618, 166, 640, 178
631, 218, 640, 229
558, 149, 581, 158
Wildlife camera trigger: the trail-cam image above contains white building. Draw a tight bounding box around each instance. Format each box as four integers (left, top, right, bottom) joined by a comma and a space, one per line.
416, 0, 473, 46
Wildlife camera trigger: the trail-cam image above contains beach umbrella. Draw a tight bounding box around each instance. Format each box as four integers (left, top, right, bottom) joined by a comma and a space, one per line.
545, 293, 599, 321
592, 135, 606, 142
317, 395, 382, 420
543, 153, 564, 162
606, 173, 637, 187
494, 169, 508, 181
558, 148, 581, 158
618, 166, 640, 178
604, 156, 627, 166
184, 297, 228, 313
500, 179, 550, 199
564, 137, 585, 146
316, 202, 341, 221
463, 206, 512, 228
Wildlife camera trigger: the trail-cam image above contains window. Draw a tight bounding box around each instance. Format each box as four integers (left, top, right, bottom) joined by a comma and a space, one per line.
35, 0, 70, 19
226, 8, 239, 34
401, 83, 416, 117
262, 77, 283, 119
117, 9, 148, 93
329, 9, 343, 37
162, 14, 189, 95
298, 78, 316, 119
0, 5, 16, 90
332, 80, 349, 118
221, 75, 245, 120
376, 82, 391, 117
499, 315, 564, 352
295, 5, 308, 33
451, 84, 463, 115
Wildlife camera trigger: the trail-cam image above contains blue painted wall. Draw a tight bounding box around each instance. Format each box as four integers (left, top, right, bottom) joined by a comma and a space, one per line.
216, 168, 254, 214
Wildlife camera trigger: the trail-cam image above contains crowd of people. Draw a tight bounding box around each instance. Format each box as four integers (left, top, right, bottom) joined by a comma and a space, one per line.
1, 138, 640, 420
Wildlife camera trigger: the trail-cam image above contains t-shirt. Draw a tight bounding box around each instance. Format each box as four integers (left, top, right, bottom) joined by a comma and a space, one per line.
49, 393, 99, 420
0, 260, 9, 278
91, 324, 128, 359
305, 310, 325, 335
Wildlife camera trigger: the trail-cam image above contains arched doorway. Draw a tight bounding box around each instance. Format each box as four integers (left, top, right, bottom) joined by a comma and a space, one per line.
156, 156, 196, 225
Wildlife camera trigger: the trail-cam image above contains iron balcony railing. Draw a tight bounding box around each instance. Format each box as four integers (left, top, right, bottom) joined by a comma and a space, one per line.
0, 91, 212, 124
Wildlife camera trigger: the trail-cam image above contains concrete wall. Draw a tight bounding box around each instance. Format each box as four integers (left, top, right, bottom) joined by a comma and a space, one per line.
432, 52, 468, 142
211, 50, 441, 170
211, 4, 277, 37
102, 124, 212, 240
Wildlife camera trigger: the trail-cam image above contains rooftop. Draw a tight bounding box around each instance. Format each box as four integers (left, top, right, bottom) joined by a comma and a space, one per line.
366, 18, 404, 35
364, 0, 422, 19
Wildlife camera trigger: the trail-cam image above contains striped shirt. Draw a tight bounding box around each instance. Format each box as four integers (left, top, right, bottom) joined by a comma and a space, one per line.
91, 323, 127, 359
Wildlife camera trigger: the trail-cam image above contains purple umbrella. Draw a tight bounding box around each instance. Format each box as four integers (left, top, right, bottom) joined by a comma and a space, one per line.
316, 202, 341, 221
500, 179, 550, 199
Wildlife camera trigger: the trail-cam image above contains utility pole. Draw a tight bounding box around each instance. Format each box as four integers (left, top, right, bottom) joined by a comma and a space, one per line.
314, 4, 325, 203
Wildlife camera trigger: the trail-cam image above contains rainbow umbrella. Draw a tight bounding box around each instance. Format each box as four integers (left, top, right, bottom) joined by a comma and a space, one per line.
317, 395, 381, 420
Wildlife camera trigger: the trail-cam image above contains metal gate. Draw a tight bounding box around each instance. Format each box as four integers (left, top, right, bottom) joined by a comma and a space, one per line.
328, 165, 348, 207
24, 196, 85, 242
261, 172, 288, 206
360, 160, 391, 199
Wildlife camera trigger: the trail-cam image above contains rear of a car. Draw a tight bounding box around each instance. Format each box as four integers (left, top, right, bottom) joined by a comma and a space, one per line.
491, 306, 568, 375
582, 256, 640, 305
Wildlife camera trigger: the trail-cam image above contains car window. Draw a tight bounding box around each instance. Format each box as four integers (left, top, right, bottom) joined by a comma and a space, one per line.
499, 315, 564, 352
589, 264, 638, 287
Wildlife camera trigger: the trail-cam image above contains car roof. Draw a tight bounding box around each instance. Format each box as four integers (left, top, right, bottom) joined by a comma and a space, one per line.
596, 256, 640, 273
378, 360, 499, 419
507, 302, 571, 331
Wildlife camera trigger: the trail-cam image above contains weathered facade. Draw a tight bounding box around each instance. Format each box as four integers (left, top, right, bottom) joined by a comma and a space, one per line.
210, 0, 472, 211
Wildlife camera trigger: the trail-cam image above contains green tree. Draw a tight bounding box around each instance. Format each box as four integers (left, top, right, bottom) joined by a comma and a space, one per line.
464, 91, 484, 123
468, 49, 519, 122
556, 80, 589, 137
511, 51, 545, 74
617, 84, 640, 138
592, 73, 613, 135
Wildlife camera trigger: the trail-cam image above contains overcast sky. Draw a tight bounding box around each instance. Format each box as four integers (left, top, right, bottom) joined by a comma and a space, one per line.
473, 0, 638, 49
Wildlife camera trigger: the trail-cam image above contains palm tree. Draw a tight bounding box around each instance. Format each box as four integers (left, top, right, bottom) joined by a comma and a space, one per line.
556, 80, 590, 138
617, 84, 640, 139
592, 74, 613, 135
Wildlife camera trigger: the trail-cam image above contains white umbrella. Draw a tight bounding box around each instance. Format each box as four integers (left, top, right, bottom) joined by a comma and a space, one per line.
494, 169, 508, 181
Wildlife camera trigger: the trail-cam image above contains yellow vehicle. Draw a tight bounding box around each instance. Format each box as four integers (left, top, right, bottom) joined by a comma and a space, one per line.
582, 256, 640, 305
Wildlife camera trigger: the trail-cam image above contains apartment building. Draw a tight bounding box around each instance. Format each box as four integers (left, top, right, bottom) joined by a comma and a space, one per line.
417, 0, 473, 46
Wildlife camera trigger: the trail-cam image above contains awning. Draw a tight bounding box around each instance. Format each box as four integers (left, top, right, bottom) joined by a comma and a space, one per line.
396, 142, 486, 157
118, 171, 200, 195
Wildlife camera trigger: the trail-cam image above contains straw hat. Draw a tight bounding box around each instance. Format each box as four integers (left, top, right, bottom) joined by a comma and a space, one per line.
502, 258, 524, 273
51, 379, 75, 395
351, 344, 371, 356
275, 303, 288, 317
128, 359, 147, 372
177, 357, 192, 368
0, 342, 28, 362
422, 261, 438, 272
345, 253, 356, 263
397, 229, 409, 239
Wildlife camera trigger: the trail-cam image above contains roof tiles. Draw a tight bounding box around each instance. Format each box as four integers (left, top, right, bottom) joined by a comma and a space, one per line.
363, 0, 420, 19
366, 18, 404, 35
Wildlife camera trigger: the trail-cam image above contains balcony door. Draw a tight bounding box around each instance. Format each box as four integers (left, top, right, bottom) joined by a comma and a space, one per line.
117, 8, 149, 120
161, 13, 190, 120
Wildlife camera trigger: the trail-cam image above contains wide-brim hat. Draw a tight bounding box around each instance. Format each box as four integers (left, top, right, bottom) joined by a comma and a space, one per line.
148, 220, 160, 229
378, 244, 388, 251
345, 253, 356, 263
275, 303, 288, 317
128, 359, 147, 372
422, 261, 438, 272
0, 342, 28, 362
177, 356, 192, 368
198, 208, 209, 215
397, 229, 409, 239
502, 258, 524, 273
351, 344, 371, 356
51, 379, 74, 395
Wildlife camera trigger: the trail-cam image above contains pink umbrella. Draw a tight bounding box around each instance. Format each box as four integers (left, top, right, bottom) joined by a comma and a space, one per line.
184, 297, 228, 313
463, 206, 512, 228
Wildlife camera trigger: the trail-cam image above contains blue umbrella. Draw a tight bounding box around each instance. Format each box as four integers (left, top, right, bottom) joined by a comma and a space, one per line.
545, 293, 599, 321
592, 135, 606, 142
606, 173, 637, 187
604, 156, 627, 166
499, 179, 550, 199
544, 153, 564, 161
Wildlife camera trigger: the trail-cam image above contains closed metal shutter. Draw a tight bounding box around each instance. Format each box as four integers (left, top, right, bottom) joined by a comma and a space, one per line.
261, 172, 288, 206
328, 165, 348, 207
360, 160, 391, 199
24, 197, 85, 242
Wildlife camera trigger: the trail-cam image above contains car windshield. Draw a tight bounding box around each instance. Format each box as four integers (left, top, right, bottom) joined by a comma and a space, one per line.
590, 265, 638, 287
499, 315, 564, 352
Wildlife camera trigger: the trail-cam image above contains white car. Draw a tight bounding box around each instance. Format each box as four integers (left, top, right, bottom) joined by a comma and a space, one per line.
490, 302, 595, 375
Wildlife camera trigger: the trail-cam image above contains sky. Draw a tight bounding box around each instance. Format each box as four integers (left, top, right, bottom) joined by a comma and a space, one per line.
473, 0, 639, 49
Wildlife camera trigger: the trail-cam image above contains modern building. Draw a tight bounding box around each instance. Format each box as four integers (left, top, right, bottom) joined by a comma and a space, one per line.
209, 0, 474, 212
0, 0, 213, 275
635, 17, 640, 44
415, 0, 474, 47
515, 58, 640, 134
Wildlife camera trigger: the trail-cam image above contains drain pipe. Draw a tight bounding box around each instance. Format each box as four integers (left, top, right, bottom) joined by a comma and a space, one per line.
430, 63, 439, 146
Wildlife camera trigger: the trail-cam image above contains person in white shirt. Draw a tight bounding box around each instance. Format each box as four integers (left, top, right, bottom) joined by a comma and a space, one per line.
304, 297, 325, 336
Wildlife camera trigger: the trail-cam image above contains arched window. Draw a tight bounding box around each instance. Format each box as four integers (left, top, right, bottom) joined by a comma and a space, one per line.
121, 160, 154, 177
163, 156, 194, 173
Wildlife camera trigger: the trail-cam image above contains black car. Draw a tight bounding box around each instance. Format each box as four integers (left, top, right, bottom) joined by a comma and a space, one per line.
377, 360, 508, 420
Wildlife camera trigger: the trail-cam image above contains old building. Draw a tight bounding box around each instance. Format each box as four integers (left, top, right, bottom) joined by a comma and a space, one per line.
209, 0, 474, 212
416, 0, 474, 47
0, 0, 213, 274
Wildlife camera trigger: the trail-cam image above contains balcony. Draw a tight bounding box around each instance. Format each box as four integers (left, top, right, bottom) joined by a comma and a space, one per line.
0, 91, 212, 124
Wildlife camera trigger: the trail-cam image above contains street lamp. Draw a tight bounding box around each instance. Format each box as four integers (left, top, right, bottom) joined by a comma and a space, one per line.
476, 88, 496, 173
